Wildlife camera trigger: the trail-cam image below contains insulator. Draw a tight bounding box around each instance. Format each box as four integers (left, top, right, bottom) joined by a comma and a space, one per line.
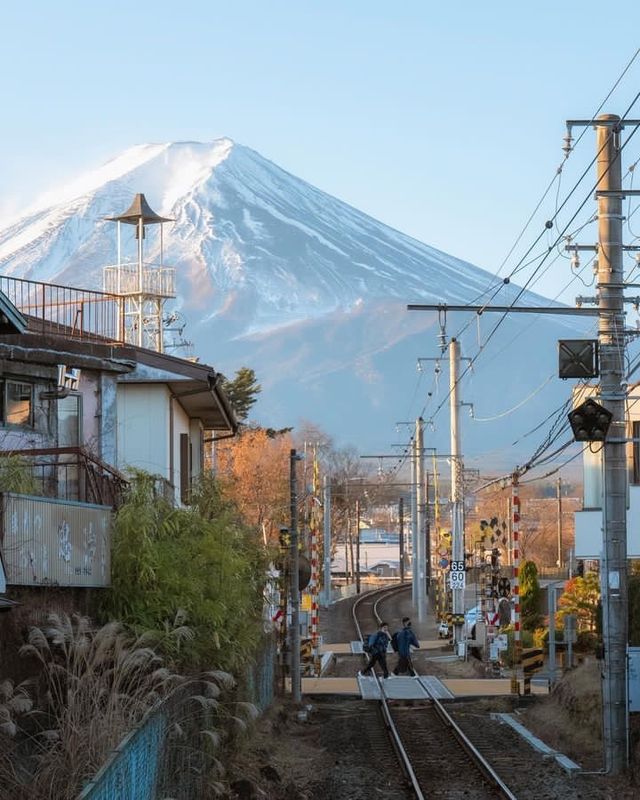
571, 252, 580, 270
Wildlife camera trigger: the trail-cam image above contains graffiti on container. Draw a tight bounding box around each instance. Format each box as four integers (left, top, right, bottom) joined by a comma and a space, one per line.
84, 522, 97, 568
58, 520, 72, 562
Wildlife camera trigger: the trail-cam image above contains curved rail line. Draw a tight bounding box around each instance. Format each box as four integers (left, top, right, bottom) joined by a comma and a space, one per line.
351, 585, 518, 800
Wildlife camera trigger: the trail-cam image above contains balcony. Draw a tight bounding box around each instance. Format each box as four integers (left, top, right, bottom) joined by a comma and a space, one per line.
103, 263, 176, 298
0, 447, 129, 508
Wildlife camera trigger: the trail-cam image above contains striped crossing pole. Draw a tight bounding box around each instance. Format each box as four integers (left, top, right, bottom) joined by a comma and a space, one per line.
310, 450, 320, 675
511, 471, 521, 694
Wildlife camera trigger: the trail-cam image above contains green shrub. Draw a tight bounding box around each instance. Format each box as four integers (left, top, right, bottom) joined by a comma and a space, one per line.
102, 471, 269, 671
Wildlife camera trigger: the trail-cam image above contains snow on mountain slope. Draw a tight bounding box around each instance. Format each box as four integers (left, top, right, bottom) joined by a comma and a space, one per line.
0, 140, 582, 461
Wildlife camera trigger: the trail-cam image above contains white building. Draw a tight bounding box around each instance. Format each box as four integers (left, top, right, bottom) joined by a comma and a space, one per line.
574, 383, 640, 558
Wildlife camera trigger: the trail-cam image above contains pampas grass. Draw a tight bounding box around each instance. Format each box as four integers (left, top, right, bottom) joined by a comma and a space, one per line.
0, 613, 255, 799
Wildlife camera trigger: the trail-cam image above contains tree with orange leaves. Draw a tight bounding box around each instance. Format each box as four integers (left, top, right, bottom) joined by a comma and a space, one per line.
216, 426, 293, 546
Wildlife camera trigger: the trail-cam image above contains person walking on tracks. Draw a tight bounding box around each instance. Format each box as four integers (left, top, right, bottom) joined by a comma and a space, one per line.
393, 617, 420, 676
360, 621, 391, 679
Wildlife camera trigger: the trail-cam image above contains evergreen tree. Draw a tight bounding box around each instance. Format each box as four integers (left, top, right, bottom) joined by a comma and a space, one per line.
219, 367, 261, 422
520, 560, 543, 631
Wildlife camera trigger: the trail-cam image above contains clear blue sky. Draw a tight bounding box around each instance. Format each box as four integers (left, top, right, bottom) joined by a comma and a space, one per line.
2, 2, 640, 301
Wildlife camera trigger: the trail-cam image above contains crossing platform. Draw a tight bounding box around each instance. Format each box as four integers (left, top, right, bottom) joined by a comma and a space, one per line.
358, 674, 454, 700
291, 675, 550, 698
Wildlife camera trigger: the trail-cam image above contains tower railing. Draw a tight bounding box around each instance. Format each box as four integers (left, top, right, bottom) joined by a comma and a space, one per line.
0, 275, 126, 343
103, 263, 176, 298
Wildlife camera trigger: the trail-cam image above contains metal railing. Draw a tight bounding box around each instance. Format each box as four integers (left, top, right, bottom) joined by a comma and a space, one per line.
0, 447, 129, 507
103, 263, 176, 298
0, 275, 125, 343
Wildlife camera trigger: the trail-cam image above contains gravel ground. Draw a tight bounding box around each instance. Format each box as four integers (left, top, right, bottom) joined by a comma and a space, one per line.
226, 588, 639, 799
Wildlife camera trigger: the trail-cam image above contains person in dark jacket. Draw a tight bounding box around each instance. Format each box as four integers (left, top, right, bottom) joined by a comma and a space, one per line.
393, 617, 420, 676
360, 622, 391, 678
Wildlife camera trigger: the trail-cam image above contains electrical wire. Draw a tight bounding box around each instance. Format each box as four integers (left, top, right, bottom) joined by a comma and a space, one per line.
471, 375, 554, 422
393, 53, 640, 478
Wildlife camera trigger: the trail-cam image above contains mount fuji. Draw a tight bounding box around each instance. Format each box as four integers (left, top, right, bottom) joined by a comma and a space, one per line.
0, 140, 585, 467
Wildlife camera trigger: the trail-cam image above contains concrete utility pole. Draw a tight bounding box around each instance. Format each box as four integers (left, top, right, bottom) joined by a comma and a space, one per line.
323, 474, 331, 607
595, 114, 629, 773
399, 496, 405, 583
416, 417, 426, 622
450, 338, 464, 645
355, 498, 361, 594
411, 436, 418, 608
289, 449, 301, 703
425, 471, 431, 595
557, 477, 563, 569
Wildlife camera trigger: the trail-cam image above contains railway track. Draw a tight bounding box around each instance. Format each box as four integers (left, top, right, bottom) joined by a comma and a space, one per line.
351, 585, 518, 800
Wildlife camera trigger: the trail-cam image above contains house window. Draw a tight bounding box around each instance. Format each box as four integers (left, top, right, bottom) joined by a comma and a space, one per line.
3, 381, 33, 427
633, 421, 640, 485
57, 394, 82, 447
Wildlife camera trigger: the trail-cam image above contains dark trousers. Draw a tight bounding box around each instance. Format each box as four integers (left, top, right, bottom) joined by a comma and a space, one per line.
393, 655, 415, 676
362, 651, 389, 678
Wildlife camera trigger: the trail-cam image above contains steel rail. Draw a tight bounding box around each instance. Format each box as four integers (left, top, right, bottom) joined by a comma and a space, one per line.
428, 695, 519, 800
351, 584, 425, 800
351, 584, 518, 800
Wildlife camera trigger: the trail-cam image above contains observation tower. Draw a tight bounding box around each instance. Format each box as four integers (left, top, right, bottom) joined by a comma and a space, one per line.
103, 193, 175, 353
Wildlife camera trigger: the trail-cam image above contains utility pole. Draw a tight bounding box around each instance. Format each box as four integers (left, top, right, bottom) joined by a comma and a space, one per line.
289, 449, 301, 703
406, 116, 632, 759
595, 113, 628, 773
556, 476, 563, 569
399, 496, 405, 583
323, 474, 331, 606
355, 498, 361, 594
425, 471, 431, 595
411, 436, 418, 609
450, 338, 464, 646
416, 417, 426, 622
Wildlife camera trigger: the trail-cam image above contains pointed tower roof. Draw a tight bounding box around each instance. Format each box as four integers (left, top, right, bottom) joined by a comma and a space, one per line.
106, 193, 173, 226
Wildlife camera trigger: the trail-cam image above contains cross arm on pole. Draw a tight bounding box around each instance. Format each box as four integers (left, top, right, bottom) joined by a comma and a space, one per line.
407, 303, 600, 316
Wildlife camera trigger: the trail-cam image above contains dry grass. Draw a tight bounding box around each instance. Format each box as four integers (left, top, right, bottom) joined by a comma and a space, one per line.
521, 659, 603, 766
0, 613, 256, 799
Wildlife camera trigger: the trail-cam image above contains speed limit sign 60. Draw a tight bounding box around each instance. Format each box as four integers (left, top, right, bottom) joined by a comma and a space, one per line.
449, 561, 466, 590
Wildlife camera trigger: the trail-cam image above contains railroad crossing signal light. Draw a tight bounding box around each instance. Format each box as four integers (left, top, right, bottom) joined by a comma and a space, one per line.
568, 398, 612, 442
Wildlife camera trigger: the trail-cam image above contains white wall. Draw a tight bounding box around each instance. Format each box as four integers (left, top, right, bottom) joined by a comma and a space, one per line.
575, 486, 640, 558
116, 385, 170, 479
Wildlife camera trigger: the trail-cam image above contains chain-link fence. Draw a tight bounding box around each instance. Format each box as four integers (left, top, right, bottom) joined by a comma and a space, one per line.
78, 636, 277, 800
78, 710, 167, 800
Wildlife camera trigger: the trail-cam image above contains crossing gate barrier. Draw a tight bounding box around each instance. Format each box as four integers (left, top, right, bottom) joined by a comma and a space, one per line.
522, 647, 544, 696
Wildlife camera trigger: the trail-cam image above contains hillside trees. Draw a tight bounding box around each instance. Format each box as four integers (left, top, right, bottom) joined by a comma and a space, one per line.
216, 426, 293, 546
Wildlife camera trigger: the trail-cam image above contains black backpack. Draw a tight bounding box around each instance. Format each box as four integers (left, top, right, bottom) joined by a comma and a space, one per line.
390, 631, 400, 652
363, 633, 376, 653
